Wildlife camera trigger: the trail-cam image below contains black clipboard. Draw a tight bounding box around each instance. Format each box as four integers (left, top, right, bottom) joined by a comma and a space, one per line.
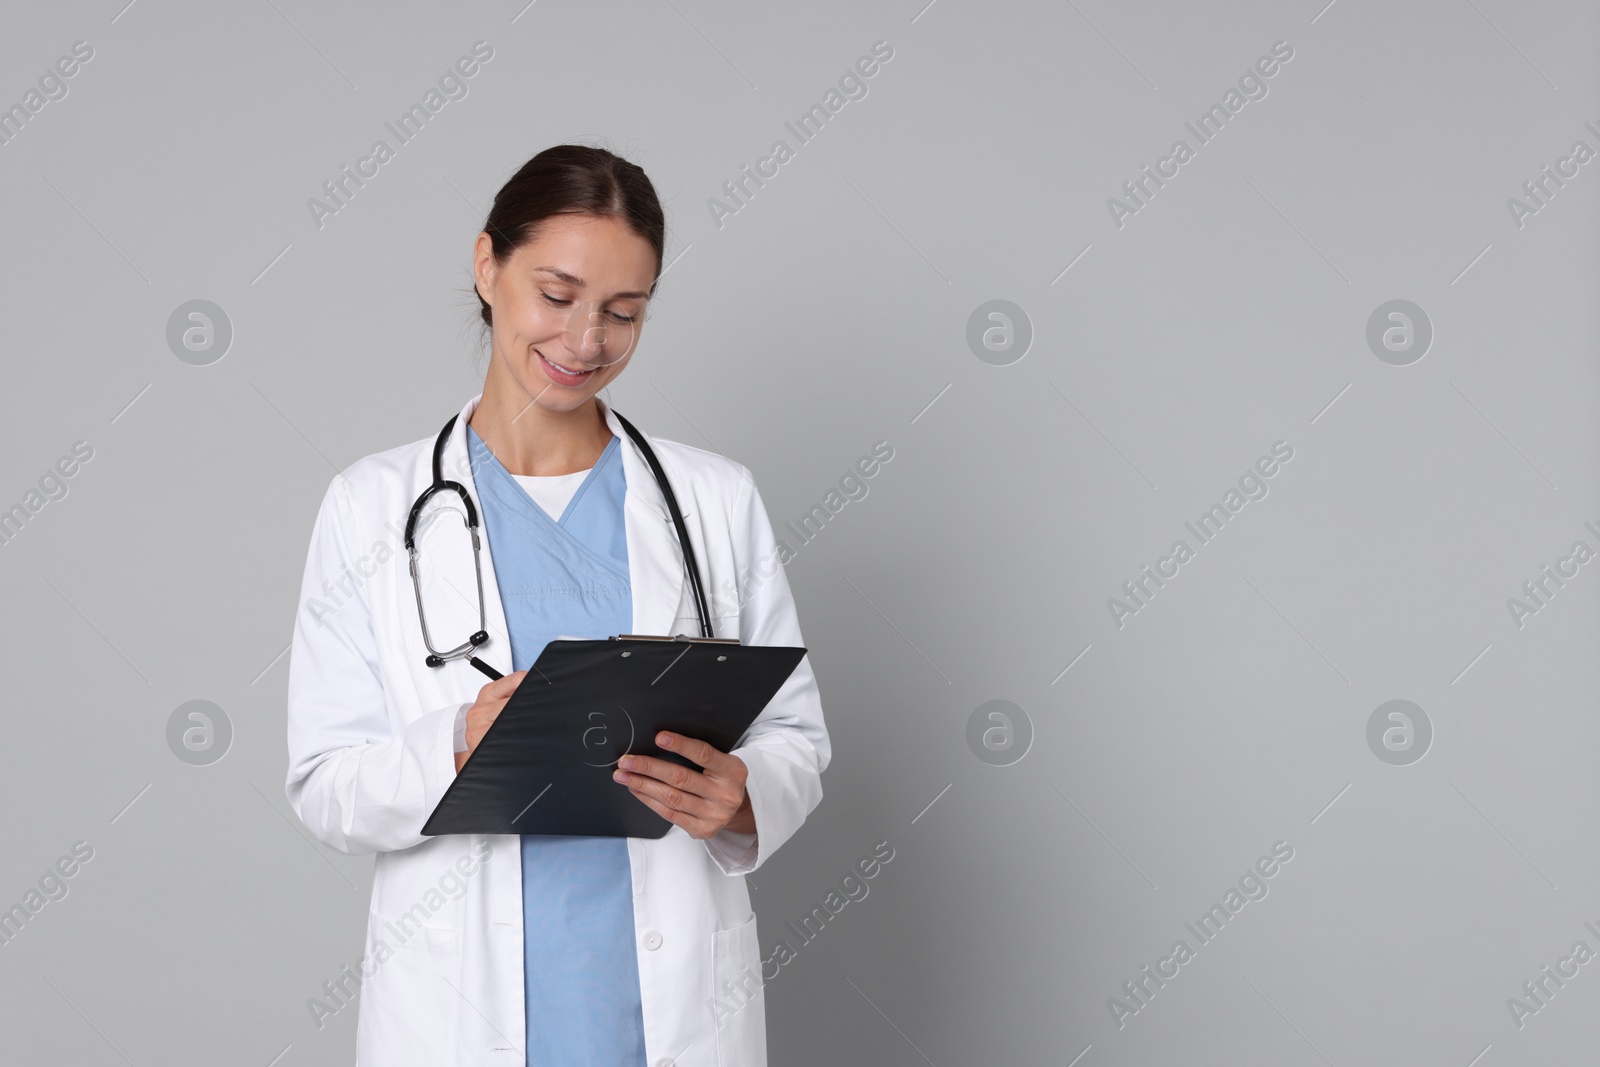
421, 636, 807, 838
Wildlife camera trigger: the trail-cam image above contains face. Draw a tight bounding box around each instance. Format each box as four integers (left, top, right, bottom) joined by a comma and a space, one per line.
473, 213, 657, 413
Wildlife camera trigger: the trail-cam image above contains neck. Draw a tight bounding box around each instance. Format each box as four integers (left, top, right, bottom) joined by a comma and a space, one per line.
468, 374, 611, 476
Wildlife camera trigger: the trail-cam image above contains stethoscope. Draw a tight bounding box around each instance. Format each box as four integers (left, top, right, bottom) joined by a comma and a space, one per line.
403, 411, 713, 681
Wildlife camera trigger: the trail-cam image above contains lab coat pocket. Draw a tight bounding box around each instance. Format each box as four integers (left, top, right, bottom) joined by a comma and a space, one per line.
712, 913, 767, 1067
358, 911, 461, 1063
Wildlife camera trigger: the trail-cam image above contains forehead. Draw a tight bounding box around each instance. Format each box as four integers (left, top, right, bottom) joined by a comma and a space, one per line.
511, 214, 656, 297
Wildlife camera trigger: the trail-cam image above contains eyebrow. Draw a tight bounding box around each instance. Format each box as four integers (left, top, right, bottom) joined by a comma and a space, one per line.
533, 266, 650, 300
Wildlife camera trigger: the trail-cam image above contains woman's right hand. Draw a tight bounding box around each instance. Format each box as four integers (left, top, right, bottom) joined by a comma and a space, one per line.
454, 670, 528, 773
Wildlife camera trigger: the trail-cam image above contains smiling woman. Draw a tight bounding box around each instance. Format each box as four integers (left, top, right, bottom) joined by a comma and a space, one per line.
284, 143, 831, 1067
472, 218, 651, 395
465, 150, 664, 476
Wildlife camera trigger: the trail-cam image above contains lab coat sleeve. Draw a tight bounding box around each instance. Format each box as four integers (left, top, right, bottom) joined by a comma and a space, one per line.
703, 468, 832, 876
284, 473, 460, 857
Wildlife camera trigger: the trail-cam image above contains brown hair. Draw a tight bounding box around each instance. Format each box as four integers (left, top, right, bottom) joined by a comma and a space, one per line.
470, 143, 666, 330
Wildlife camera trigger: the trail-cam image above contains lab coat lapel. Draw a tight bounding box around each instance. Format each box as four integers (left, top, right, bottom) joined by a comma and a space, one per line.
598, 396, 687, 637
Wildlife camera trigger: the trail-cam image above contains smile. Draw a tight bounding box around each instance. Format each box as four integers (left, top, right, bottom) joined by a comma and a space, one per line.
537, 349, 597, 385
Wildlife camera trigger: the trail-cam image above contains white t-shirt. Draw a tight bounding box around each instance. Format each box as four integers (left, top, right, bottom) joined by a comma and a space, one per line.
509, 468, 592, 522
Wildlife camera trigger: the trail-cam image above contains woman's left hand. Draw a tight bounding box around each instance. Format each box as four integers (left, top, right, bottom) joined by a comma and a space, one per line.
613, 731, 755, 839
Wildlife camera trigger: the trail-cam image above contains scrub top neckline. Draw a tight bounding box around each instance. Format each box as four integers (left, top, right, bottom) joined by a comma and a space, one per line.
466, 423, 624, 530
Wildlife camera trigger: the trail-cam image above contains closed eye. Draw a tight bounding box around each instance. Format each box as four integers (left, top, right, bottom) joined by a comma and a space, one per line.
542, 292, 637, 324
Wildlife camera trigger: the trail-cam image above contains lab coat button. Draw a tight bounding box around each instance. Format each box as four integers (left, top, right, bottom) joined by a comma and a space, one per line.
642, 929, 663, 950
655, 1059, 674, 1067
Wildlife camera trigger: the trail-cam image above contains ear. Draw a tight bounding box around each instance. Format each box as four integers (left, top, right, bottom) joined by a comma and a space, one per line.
472, 231, 498, 305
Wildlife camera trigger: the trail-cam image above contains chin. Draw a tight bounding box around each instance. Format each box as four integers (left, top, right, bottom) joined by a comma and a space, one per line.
524, 385, 589, 410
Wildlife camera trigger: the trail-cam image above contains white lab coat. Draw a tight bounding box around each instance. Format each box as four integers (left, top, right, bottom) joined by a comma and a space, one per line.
284, 393, 830, 1066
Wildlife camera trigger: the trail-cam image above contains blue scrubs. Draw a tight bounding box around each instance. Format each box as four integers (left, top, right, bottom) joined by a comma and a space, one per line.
467, 424, 648, 1067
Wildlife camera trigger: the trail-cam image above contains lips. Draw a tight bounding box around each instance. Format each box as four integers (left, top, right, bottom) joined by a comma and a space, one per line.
536, 349, 597, 386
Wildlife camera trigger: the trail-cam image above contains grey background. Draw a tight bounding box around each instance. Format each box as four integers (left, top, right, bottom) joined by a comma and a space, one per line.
1, 0, 1595, 1063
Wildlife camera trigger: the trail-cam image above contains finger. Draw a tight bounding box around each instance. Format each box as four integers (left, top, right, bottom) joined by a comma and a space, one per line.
616, 767, 714, 819
627, 787, 711, 839
627, 788, 685, 828
480, 671, 524, 703
617, 755, 708, 799
480, 670, 526, 702
655, 731, 727, 772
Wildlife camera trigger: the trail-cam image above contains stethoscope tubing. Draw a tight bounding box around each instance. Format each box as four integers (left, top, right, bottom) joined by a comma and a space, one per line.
402, 410, 713, 681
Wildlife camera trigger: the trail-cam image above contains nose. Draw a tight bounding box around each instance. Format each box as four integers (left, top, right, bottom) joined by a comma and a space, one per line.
565, 302, 608, 364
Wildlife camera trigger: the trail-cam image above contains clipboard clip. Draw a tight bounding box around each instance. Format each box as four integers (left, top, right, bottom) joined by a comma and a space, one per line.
612, 633, 743, 646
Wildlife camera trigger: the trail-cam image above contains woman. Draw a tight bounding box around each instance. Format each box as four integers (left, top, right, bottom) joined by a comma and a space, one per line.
284, 144, 830, 1066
